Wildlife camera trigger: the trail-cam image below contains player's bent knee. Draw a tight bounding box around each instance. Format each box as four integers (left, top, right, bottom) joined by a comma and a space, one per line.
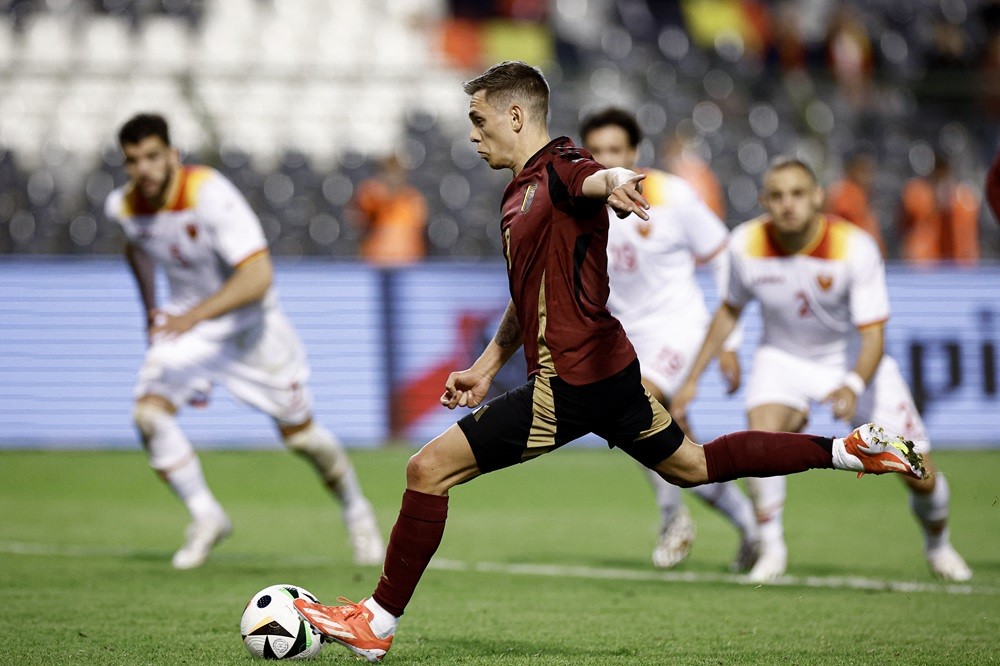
405, 450, 446, 493
405, 428, 481, 495
133, 400, 173, 439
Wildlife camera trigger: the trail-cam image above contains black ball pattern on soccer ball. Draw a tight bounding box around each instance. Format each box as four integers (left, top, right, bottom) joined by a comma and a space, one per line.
257, 595, 272, 609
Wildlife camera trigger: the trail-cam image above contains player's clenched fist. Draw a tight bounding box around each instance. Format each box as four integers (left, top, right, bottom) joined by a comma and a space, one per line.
440, 369, 492, 410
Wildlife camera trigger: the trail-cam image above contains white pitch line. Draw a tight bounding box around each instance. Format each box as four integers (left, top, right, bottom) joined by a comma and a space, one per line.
1, 541, 994, 597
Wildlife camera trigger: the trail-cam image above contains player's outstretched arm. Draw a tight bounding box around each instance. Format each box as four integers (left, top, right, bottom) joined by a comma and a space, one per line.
672, 301, 743, 420
441, 300, 523, 410
150, 250, 274, 340
582, 167, 650, 220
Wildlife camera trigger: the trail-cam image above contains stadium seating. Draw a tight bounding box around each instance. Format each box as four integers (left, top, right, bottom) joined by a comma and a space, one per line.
0, 1, 996, 257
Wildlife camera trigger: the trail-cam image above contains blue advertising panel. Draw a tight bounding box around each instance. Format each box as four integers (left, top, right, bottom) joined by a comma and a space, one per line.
0, 258, 386, 448
390, 264, 1000, 449
0, 259, 997, 449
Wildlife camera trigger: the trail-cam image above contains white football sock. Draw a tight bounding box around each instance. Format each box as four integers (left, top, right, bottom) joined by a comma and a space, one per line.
746, 476, 786, 547
164, 455, 227, 522
645, 467, 683, 526
910, 473, 951, 552
135, 403, 224, 522
690, 482, 758, 539
284, 423, 367, 510
363, 597, 398, 638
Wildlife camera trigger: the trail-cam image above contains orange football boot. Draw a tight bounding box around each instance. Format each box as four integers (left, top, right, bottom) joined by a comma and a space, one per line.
294, 597, 392, 663
839, 423, 926, 479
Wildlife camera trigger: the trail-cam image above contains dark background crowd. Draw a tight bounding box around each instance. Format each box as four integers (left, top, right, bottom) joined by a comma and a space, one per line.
0, 0, 997, 262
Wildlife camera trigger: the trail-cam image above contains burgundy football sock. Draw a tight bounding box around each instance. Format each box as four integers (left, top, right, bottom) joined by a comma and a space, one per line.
371, 489, 449, 618
704, 430, 834, 483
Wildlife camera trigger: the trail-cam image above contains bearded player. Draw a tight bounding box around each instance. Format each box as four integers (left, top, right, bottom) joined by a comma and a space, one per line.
673, 156, 971, 583
105, 113, 384, 569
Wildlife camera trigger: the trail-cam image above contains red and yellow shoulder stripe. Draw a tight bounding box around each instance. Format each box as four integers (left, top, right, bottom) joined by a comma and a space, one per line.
119, 165, 215, 218
742, 215, 854, 260
165, 165, 214, 212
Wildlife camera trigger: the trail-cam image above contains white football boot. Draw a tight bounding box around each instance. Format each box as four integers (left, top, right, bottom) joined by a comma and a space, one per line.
927, 543, 972, 582
172, 512, 232, 570
652, 504, 695, 569
344, 501, 385, 566
745, 540, 787, 583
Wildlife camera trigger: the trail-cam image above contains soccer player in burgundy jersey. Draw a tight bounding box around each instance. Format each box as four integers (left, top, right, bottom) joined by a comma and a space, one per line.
988, 147, 1000, 224
292, 62, 926, 663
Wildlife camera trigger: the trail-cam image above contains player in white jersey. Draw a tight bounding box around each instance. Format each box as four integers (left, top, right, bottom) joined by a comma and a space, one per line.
105, 114, 384, 569
673, 156, 971, 582
580, 108, 759, 571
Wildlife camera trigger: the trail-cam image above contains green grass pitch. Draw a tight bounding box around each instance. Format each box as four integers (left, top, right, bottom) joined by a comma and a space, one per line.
1, 447, 997, 664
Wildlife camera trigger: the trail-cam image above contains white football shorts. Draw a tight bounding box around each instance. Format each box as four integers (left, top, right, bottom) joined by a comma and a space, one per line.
746, 346, 931, 453
136, 308, 313, 426
745, 345, 929, 452
624, 315, 708, 400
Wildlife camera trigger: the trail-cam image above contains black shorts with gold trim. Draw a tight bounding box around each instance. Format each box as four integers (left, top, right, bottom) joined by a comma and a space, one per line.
457, 359, 685, 473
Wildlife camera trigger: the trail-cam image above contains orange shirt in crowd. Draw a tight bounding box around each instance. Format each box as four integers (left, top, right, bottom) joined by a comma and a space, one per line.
826, 178, 885, 255
353, 178, 428, 266
900, 177, 979, 265
666, 153, 727, 220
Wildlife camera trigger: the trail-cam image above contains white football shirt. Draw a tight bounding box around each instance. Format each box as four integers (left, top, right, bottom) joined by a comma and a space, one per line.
606, 169, 730, 329
726, 215, 889, 365
105, 165, 275, 338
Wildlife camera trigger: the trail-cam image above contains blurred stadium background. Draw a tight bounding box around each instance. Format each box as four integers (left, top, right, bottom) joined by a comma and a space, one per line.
1, 0, 999, 448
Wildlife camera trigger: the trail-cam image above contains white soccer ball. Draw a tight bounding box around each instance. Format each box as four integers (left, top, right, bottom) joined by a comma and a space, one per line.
240, 584, 324, 660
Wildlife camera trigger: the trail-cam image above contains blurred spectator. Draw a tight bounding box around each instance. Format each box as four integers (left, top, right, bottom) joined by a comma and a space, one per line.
980, 30, 1000, 118
826, 152, 885, 255
899, 153, 980, 265
660, 133, 726, 221
351, 155, 428, 266
824, 5, 875, 111
987, 146, 1000, 224
766, 1, 809, 74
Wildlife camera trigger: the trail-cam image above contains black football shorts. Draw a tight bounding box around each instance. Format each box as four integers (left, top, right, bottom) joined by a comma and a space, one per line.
457, 359, 685, 473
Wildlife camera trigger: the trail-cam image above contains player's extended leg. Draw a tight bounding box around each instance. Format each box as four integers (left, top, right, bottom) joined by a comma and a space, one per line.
134, 394, 231, 570
901, 454, 972, 581
280, 418, 385, 566
651, 422, 924, 488
741, 404, 807, 582
293, 423, 480, 662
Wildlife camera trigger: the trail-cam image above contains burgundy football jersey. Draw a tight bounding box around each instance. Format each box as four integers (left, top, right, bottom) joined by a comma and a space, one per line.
499, 137, 636, 385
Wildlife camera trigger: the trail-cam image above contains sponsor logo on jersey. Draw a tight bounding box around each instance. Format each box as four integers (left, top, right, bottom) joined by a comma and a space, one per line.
752, 274, 785, 286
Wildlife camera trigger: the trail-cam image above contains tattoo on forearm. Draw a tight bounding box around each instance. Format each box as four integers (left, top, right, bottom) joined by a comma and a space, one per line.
494, 304, 522, 349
